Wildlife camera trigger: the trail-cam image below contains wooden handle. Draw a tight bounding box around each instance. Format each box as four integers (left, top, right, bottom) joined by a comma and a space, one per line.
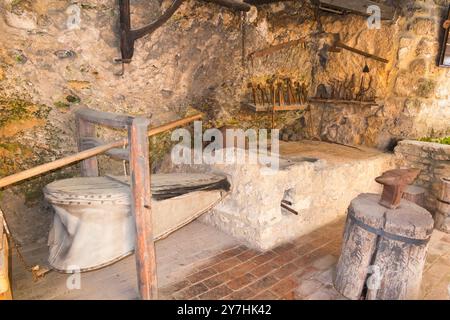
336, 41, 389, 64
148, 113, 202, 137
0, 140, 127, 189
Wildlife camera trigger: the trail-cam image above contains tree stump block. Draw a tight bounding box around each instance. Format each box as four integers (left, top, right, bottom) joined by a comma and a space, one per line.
402, 185, 425, 207
435, 178, 450, 233
334, 193, 434, 300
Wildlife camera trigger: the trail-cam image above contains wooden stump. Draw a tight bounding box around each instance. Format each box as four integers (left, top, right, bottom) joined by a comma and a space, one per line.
402, 185, 425, 207
334, 193, 434, 300
435, 178, 450, 233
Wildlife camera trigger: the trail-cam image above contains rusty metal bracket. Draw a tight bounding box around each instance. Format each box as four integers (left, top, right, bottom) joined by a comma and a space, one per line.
117, 0, 251, 69
117, 0, 184, 64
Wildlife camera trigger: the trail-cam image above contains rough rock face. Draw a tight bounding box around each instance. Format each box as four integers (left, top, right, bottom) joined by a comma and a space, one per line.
0, 0, 449, 243
395, 140, 450, 213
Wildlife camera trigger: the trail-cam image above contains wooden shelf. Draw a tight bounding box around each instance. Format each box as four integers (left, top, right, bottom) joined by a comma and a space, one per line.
309, 98, 380, 106
245, 103, 307, 113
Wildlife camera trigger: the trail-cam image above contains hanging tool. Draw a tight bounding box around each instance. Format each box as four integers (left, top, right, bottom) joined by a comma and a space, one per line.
284, 78, 296, 105
257, 84, 266, 106
276, 81, 284, 106
247, 82, 257, 106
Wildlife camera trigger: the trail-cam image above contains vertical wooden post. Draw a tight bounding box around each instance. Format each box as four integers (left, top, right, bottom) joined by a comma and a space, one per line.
76, 115, 99, 177
128, 117, 158, 300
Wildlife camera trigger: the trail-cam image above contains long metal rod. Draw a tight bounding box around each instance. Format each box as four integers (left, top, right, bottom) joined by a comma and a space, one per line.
0, 114, 202, 189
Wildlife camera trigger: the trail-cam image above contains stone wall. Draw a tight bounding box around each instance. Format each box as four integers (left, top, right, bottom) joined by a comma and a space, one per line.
0, 0, 449, 243
394, 140, 450, 213
277, 0, 450, 148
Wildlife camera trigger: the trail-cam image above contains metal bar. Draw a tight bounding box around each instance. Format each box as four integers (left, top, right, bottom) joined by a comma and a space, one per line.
335, 41, 389, 64
130, 0, 184, 41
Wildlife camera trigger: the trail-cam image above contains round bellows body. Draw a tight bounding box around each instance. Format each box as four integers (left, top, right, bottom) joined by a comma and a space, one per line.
44, 177, 135, 273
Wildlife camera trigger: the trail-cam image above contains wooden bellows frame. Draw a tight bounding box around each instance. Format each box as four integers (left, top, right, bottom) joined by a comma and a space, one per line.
0, 107, 202, 300
76, 108, 202, 300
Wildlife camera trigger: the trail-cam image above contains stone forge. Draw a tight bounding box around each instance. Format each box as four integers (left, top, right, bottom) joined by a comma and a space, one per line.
166, 141, 394, 250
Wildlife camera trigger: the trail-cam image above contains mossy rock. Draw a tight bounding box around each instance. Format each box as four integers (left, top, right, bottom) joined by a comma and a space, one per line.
415, 79, 436, 98
419, 136, 450, 145
0, 96, 50, 129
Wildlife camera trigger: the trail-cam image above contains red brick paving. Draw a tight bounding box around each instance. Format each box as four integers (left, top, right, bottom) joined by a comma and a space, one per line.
159, 218, 450, 300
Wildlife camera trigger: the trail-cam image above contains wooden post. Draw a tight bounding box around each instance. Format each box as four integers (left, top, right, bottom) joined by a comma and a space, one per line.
128, 117, 157, 300
435, 178, 450, 233
334, 193, 434, 300
0, 214, 11, 300
76, 115, 99, 177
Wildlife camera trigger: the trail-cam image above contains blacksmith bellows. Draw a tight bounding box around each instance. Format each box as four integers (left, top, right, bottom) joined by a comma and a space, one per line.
44, 174, 230, 272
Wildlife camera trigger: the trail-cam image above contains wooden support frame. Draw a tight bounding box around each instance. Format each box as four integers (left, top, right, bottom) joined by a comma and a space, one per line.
76, 115, 99, 177
128, 118, 158, 299
0, 108, 202, 300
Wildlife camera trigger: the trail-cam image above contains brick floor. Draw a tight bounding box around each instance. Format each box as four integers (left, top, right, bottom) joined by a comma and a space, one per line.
159, 218, 450, 300
11, 218, 450, 300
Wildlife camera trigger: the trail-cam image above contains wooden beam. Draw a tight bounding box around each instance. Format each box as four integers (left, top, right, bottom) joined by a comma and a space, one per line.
244, 0, 285, 5
76, 107, 135, 129
128, 118, 157, 300
203, 0, 251, 11
335, 41, 389, 64
319, 0, 396, 20
248, 38, 307, 60
76, 114, 99, 177
0, 222, 11, 300
0, 113, 202, 189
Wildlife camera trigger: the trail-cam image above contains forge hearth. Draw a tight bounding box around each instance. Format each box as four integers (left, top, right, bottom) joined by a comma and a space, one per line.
164, 140, 395, 250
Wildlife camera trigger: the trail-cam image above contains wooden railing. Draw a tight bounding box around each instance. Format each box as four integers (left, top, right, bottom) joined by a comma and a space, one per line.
0, 107, 202, 300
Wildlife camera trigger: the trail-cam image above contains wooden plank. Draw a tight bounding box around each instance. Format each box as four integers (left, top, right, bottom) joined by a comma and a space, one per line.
248, 38, 307, 60
245, 103, 306, 112
80, 137, 129, 161
76, 107, 135, 129
319, 0, 396, 20
128, 118, 158, 300
0, 233, 11, 300
309, 98, 379, 106
76, 115, 99, 177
